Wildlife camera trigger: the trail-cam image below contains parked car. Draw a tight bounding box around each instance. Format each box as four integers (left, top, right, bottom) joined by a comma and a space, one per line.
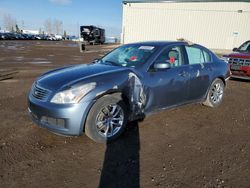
15, 33, 25, 40
22, 34, 35, 40
0, 33, 5, 40
55, 34, 63, 40
28, 41, 230, 143
68, 35, 79, 41
2, 32, 16, 40
223, 41, 250, 80
34, 35, 42, 40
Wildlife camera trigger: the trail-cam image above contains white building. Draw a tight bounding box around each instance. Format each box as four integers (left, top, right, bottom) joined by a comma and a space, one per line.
121, 0, 250, 50
21, 30, 39, 35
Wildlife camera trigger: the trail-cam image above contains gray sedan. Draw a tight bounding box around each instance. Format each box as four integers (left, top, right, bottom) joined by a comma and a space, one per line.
28, 41, 230, 143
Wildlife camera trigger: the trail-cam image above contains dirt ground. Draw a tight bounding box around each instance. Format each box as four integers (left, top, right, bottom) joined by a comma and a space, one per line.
0, 40, 249, 188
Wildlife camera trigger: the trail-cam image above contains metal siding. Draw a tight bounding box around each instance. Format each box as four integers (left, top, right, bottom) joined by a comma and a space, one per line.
122, 2, 250, 49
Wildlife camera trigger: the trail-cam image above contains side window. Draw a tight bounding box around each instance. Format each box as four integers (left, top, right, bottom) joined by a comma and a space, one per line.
155, 46, 183, 67
185, 46, 211, 64
203, 50, 212, 63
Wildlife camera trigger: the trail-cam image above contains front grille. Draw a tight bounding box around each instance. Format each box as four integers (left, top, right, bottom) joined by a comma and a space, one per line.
32, 84, 51, 101
229, 58, 250, 66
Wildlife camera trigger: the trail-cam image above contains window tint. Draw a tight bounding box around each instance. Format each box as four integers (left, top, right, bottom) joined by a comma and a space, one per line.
185, 46, 211, 64
155, 46, 183, 67
203, 50, 211, 62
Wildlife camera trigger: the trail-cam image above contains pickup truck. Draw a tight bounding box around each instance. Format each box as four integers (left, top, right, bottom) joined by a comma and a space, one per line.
223, 41, 250, 80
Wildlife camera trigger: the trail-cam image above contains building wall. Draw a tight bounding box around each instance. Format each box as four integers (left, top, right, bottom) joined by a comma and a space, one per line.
122, 2, 250, 49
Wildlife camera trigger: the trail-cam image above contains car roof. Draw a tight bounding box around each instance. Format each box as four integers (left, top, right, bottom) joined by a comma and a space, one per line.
126, 41, 189, 47
125, 41, 215, 56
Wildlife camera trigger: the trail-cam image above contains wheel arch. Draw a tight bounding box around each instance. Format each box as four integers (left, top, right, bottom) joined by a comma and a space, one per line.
203, 76, 225, 102
217, 76, 226, 87
81, 90, 131, 132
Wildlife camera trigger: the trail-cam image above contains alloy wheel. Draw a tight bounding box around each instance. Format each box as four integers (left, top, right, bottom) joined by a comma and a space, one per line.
96, 104, 124, 138
210, 82, 223, 104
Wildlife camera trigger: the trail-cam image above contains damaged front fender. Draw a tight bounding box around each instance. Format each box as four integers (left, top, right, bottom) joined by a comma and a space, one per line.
86, 70, 148, 121
125, 72, 147, 120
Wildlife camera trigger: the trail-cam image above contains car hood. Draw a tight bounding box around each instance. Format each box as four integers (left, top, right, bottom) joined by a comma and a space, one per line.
225, 52, 250, 59
36, 63, 127, 91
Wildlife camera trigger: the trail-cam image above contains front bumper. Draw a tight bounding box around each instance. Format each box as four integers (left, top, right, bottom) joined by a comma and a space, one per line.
28, 94, 94, 136
230, 65, 250, 80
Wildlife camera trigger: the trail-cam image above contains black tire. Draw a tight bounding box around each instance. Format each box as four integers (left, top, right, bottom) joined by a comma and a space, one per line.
203, 78, 225, 108
85, 95, 128, 143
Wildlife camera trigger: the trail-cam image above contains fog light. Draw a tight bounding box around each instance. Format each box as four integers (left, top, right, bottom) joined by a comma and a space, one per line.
41, 116, 65, 128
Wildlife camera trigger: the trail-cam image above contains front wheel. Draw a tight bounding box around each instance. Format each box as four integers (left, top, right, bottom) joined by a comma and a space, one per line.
85, 95, 127, 143
203, 78, 225, 108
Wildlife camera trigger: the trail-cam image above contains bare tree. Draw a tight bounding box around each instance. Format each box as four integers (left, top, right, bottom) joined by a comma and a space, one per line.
44, 18, 63, 35
44, 18, 52, 35
39, 28, 42, 35
3, 14, 16, 31
21, 20, 25, 30
54, 19, 63, 35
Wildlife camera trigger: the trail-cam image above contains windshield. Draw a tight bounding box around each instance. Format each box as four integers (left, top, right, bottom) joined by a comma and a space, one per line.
237, 41, 250, 52
100, 44, 158, 67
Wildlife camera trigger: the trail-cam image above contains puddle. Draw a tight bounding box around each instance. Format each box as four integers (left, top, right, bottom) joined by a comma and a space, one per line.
28, 61, 52, 64
33, 58, 47, 61
16, 57, 24, 61
74, 58, 83, 61
65, 43, 78, 47
0, 79, 19, 83
73, 56, 83, 61
7, 46, 18, 50
48, 54, 54, 57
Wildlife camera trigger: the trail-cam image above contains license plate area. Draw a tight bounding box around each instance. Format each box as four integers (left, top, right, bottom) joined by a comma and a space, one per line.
231, 65, 241, 70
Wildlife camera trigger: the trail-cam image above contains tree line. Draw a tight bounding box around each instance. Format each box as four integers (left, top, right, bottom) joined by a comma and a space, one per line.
1, 14, 66, 35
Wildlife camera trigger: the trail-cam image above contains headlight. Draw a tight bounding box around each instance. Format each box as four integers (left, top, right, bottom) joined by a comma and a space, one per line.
51, 82, 96, 104
221, 56, 230, 63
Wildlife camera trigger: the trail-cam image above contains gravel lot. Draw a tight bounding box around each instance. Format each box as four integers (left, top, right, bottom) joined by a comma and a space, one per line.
0, 40, 249, 188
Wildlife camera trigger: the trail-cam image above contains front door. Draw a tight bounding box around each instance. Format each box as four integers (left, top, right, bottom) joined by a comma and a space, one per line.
144, 45, 190, 112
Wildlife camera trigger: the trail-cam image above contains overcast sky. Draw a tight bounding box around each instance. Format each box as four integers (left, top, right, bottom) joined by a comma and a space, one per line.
0, 0, 124, 37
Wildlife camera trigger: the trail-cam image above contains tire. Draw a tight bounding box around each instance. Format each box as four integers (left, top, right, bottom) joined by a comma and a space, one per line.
203, 78, 225, 108
85, 95, 128, 143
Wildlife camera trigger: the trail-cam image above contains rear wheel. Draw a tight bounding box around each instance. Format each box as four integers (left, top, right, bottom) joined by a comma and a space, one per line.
85, 95, 127, 143
203, 78, 225, 107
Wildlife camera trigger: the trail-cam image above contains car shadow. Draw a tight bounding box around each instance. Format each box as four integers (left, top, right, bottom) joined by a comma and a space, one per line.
98, 121, 140, 188
230, 78, 250, 83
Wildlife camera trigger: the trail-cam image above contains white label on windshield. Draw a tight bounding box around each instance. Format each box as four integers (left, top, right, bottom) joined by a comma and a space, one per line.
139, 46, 155, 50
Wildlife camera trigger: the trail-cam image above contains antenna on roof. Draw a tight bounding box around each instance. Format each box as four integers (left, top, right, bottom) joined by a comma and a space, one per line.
177, 38, 194, 46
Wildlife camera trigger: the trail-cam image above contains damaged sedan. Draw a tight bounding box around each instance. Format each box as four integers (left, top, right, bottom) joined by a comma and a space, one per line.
28, 41, 230, 143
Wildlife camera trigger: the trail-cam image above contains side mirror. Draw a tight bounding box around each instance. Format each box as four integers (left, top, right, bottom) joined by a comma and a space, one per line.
232, 48, 238, 52
154, 61, 171, 70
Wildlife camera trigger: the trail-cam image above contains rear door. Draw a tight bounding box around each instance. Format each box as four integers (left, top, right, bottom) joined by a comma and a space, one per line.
184, 45, 212, 101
